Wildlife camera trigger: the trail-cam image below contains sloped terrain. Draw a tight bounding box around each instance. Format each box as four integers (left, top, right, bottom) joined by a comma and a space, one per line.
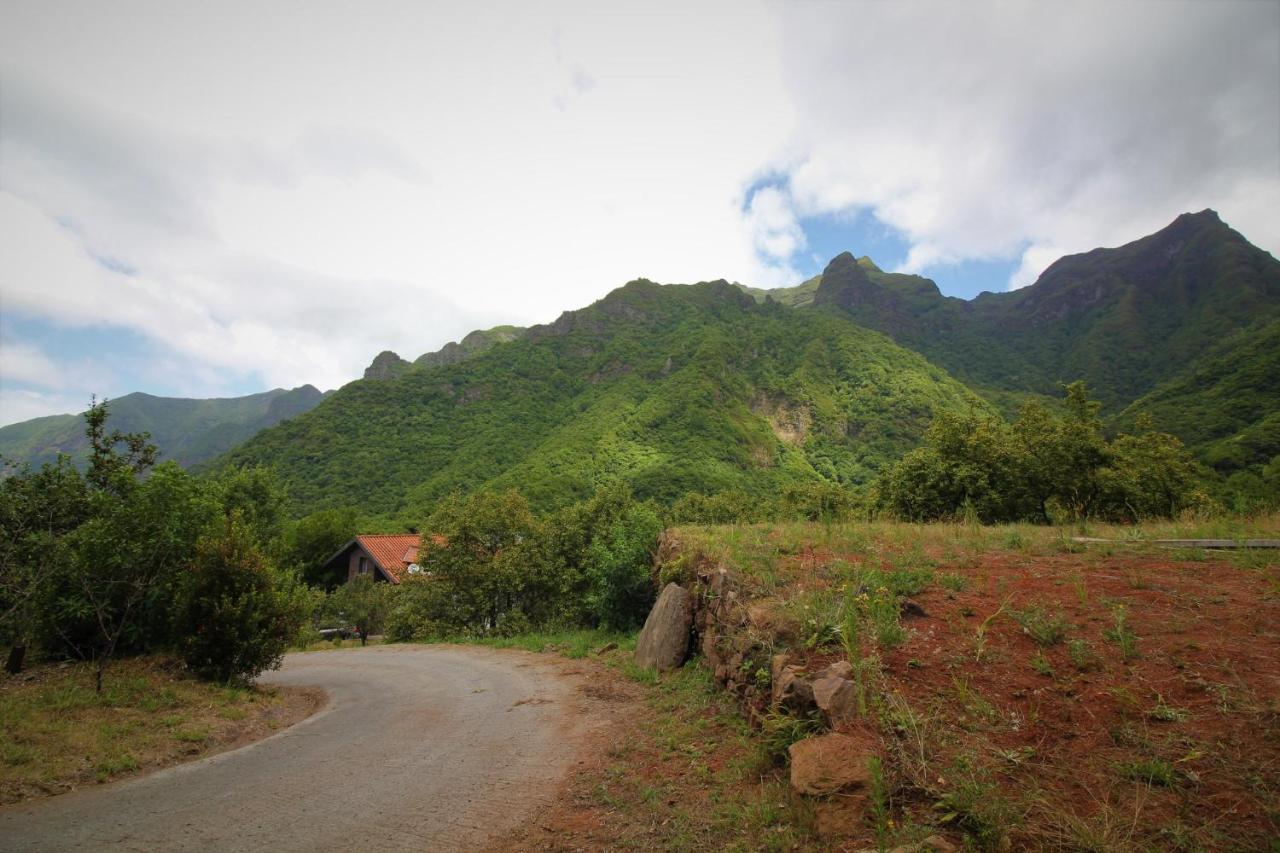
219, 281, 984, 520
663, 520, 1280, 850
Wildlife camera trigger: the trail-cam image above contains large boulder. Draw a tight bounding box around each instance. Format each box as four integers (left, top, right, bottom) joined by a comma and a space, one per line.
788, 731, 877, 796
634, 583, 694, 671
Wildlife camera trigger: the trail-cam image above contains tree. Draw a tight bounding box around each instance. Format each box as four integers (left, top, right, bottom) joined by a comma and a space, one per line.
281, 507, 361, 588
50, 462, 214, 692
176, 516, 309, 683
326, 575, 389, 645
0, 456, 88, 673
415, 490, 541, 635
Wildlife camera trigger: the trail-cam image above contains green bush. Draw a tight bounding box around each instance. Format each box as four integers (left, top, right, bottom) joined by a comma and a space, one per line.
175, 517, 309, 683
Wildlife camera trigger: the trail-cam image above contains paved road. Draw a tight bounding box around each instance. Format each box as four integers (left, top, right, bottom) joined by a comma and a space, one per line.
0, 645, 596, 852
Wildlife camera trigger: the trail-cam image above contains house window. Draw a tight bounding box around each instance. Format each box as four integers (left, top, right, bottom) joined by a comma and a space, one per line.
358, 557, 369, 575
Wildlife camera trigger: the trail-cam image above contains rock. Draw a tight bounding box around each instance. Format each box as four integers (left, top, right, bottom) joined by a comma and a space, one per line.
812, 673, 861, 725
788, 732, 876, 796
817, 660, 853, 681
773, 665, 815, 711
634, 583, 694, 671
770, 652, 790, 685
900, 599, 929, 619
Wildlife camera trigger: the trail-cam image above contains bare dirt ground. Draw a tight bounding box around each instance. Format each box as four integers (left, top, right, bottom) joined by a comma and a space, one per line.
0, 645, 623, 852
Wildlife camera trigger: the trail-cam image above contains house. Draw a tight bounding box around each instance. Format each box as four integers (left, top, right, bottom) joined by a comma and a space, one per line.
322, 534, 425, 584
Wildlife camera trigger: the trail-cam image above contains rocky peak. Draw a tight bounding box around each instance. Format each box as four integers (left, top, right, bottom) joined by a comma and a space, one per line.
812, 252, 877, 308
363, 350, 411, 381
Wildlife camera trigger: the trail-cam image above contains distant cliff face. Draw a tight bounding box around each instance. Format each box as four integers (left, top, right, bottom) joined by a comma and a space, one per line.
363, 351, 412, 381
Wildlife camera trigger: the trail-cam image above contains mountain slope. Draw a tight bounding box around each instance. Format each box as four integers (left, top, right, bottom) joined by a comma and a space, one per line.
219, 280, 986, 519
1119, 317, 1280, 477
0, 385, 328, 470
810, 210, 1280, 409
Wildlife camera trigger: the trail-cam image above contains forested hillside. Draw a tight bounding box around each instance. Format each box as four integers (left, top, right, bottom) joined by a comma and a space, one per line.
219, 280, 985, 521
811, 210, 1280, 408
0, 386, 328, 470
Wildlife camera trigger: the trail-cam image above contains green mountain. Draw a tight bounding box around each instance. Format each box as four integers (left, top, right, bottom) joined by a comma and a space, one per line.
362, 325, 529, 381
219, 280, 986, 520
0, 385, 328, 471
811, 210, 1280, 409
1119, 318, 1280, 477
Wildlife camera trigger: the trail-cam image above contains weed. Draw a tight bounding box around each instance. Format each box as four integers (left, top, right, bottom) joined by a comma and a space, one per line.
1030, 652, 1054, 678
172, 726, 209, 744
973, 598, 1011, 663
939, 572, 969, 593
868, 755, 891, 850
1067, 638, 1098, 671
621, 659, 658, 684
94, 751, 139, 781
951, 677, 999, 727
934, 762, 1019, 848
1149, 698, 1190, 723
1118, 758, 1178, 787
759, 709, 824, 765
1012, 605, 1070, 646
1069, 573, 1088, 607
1105, 605, 1140, 661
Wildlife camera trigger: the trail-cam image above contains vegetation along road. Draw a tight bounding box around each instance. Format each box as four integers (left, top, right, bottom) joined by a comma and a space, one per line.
0, 646, 599, 852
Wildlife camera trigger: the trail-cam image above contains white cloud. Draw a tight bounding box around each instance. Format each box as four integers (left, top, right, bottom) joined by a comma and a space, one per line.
0, 1, 797, 422
754, 0, 1280, 289
0, 0, 1276, 427
0, 340, 65, 388
744, 186, 806, 263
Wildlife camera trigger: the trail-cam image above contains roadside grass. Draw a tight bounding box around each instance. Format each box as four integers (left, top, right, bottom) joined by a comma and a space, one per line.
459, 628, 636, 659
596, 657, 819, 850
0, 656, 308, 803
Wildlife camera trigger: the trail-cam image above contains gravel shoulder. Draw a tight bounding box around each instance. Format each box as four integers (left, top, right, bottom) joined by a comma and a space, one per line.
0, 645, 611, 852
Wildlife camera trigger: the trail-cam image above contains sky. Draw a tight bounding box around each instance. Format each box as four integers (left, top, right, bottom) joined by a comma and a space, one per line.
1, 0, 1277, 426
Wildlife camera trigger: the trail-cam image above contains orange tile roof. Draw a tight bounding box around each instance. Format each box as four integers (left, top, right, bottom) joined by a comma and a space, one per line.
355, 534, 421, 584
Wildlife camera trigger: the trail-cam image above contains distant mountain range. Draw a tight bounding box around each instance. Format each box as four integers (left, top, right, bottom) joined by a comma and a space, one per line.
0, 386, 328, 470
3, 210, 1275, 517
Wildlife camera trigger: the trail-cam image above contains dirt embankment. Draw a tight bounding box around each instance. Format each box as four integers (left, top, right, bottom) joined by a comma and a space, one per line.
660, 528, 1280, 850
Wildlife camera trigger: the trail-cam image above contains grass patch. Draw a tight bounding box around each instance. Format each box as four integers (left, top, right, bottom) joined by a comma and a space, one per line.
447, 628, 635, 659
1117, 758, 1178, 787
0, 656, 289, 803
1011, 605, 1070, 646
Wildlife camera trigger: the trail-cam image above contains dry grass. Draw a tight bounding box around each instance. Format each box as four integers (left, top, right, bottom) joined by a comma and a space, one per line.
0, 656, 318, 803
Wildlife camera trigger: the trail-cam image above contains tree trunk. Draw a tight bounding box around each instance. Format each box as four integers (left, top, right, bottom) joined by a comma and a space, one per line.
5, 644, 26, 675
95, 660, 105, 694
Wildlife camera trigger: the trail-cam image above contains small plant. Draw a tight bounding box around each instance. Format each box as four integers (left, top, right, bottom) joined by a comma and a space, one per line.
759, 709, 824, 765
939, 572, 969, 593
868, 755, 892, 850
1069, 573, 1088, 607
1067, 638, 1097, 671
1148, 697, 1190, 723
1012, 605, 1070, 646
1030, 652, 1054, 677
973, 598, 1011, 663
1118, 758, 1178, 787
1105, 604, 1140, 661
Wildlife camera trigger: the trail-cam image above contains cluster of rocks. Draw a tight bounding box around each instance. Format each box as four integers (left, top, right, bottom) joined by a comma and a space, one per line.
635, 542, 958, 848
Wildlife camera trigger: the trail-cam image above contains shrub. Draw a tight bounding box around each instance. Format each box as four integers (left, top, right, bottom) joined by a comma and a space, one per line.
175, 517, 309, 683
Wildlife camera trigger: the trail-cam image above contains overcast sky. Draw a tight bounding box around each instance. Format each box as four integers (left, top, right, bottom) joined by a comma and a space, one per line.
1, 0, 1277, 425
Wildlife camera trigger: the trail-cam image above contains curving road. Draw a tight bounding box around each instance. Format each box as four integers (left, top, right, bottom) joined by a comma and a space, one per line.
0, 645, 598, 852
